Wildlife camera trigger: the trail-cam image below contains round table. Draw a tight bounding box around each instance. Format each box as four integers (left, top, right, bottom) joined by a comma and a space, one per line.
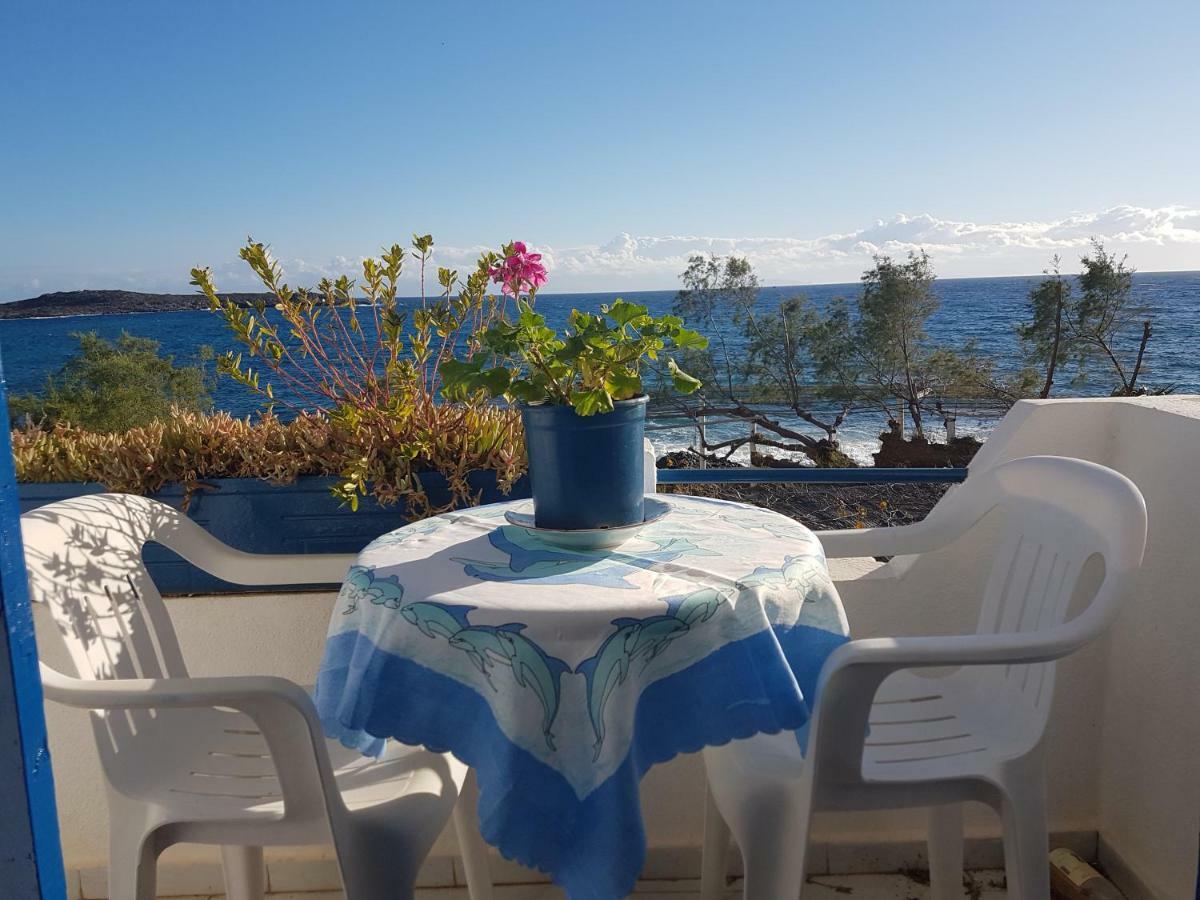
316, 494, 849, 900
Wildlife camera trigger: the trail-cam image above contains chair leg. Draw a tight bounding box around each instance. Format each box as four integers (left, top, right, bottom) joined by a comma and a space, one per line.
220, 845, 266, 900
704, 745, 812, 900
337, 837, 418, 900
452, 769, 495, 900
998, 771, 1051, 900
700, 784, 732, 900
107, 827, 159, 900
927, 803, 964, 900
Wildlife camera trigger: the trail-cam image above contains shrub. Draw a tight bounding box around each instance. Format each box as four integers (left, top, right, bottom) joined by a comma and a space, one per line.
9, 331, 211, 432
11, 406, 524, 516
190, 235, 527, 510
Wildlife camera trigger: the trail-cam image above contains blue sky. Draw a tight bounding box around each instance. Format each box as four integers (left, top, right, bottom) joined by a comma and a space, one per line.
2, 0, 1198, 299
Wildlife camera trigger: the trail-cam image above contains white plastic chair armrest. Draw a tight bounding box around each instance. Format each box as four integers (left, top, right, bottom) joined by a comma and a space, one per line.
807, 622, 1093, 787
36, 493, 358, 586
41, 663, 339, 820
165, 538, 357, 587
819, 627, 1088, 679
814, 519, 959, 560
38, 663, 316, 714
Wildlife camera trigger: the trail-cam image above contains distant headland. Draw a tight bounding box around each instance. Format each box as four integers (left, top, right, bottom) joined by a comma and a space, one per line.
0, 290, 274, 319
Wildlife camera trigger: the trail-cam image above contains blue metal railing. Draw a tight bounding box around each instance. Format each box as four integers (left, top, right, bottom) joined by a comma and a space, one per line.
656, 467, 968, 485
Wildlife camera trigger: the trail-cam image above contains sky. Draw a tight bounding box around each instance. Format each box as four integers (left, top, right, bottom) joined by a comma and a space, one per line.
1, 0, 1198, 300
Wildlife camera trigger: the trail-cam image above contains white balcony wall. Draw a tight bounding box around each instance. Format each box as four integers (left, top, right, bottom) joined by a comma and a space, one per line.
36, 397, 1200, 898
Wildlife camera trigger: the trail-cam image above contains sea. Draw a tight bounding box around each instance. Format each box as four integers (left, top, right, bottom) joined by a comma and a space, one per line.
2, 271, 1198, 465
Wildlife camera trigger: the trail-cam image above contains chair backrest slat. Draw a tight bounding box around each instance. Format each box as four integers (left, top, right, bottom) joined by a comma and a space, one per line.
948, 457, 1145, 728
812, 457, 1146, 795
23, 494, 189, 684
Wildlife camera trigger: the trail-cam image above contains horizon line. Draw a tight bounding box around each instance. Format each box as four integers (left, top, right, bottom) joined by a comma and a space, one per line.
5, 266, 1198, 306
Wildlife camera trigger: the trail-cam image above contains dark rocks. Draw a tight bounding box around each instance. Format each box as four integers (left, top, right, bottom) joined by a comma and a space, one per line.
0, 290, 276, 319
656, 451, 950, 530
872, 426, 982, 468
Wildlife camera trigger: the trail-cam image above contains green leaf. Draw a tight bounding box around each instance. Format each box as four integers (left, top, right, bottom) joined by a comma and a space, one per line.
508, 378, 547, 403
604, 369, 643, 400
604, 299, 649, 327
438, 357, 484, 400
672, 327, 709, 350
667, 358, 703, 394
438, 357, 483, 383
478, 367, 512, 396
570, 388, 614, 416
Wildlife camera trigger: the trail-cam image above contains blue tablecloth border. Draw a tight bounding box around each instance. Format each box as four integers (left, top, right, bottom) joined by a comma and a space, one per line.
316, 623, 849, 900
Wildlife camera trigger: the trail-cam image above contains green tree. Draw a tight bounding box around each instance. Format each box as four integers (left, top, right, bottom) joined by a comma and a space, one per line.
671, 254, 759, 396
671, 254, 854, 465
1017, 242, 1164, 397
10, 331, 212, 432
1071, 240, 1158, 395
851, 251, 941, 438
1018, 256, 1072, 398
809, 252, 1024, 440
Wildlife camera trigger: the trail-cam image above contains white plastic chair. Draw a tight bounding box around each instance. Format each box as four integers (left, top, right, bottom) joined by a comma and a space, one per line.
699, 456, 1147, 900
22, 492, 495, 900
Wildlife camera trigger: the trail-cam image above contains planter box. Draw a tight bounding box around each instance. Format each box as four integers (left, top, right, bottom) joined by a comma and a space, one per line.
18, 471, 530, 595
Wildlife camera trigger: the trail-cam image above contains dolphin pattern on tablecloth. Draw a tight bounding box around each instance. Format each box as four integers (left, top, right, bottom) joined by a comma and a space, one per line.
454, 526, 718, 589
738, 554, 825, 593
449, 624, 571, 750
400, 601, 475, 639
576, 586, 729, 759
714, 512, 818, 543
398, 600, 569, 752
664, 586, 726, 627
341, 565, 406, 614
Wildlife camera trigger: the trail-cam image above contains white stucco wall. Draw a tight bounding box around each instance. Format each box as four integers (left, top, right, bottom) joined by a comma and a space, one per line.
36, 397, 1200, 897
857, 396, 1198, 899
974, 398, 1200, 900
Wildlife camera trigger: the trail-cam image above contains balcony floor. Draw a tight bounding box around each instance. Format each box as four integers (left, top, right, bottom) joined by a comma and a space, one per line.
156, 869, 1010, 899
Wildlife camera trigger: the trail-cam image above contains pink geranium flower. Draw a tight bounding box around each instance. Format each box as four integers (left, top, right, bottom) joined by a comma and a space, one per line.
489, 240, 548, 297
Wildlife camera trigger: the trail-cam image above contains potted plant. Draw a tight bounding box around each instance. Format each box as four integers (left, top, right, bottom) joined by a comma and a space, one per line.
442, 244, 707, 530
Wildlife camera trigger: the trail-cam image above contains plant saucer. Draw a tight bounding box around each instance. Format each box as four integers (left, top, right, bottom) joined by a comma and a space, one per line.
503, 496, 670, 551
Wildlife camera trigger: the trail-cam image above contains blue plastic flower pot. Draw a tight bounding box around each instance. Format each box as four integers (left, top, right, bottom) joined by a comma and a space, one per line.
521, 396, 648, 530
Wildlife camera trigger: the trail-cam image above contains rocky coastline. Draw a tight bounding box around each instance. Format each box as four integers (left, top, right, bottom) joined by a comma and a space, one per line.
0, 290, 273, 319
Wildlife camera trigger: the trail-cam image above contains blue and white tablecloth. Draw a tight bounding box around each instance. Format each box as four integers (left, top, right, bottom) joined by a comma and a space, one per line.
316, 494, 849, 899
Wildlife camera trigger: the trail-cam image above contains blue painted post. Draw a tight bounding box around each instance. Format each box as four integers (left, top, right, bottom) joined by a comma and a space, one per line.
0, 350, 67, 899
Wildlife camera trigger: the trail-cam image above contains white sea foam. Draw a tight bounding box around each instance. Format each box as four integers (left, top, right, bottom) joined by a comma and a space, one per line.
646, 415, 995, 467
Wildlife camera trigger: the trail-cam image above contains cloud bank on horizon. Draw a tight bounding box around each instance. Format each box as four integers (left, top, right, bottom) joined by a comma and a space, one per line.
5, 204, 1199, 301
538, 204, 1200, 289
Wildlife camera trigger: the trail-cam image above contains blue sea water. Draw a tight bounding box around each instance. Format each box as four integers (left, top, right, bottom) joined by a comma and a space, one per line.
2, 271, 1197, 463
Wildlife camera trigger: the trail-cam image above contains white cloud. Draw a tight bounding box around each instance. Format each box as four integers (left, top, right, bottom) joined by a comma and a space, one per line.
2, 205, 1198, 301
517, 204, 1200, 289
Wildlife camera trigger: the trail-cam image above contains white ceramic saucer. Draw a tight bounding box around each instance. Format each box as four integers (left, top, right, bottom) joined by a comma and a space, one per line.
503, 496, 670, 550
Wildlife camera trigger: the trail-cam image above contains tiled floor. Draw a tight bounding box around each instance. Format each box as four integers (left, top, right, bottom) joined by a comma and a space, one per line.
157, 870, 1010, 899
